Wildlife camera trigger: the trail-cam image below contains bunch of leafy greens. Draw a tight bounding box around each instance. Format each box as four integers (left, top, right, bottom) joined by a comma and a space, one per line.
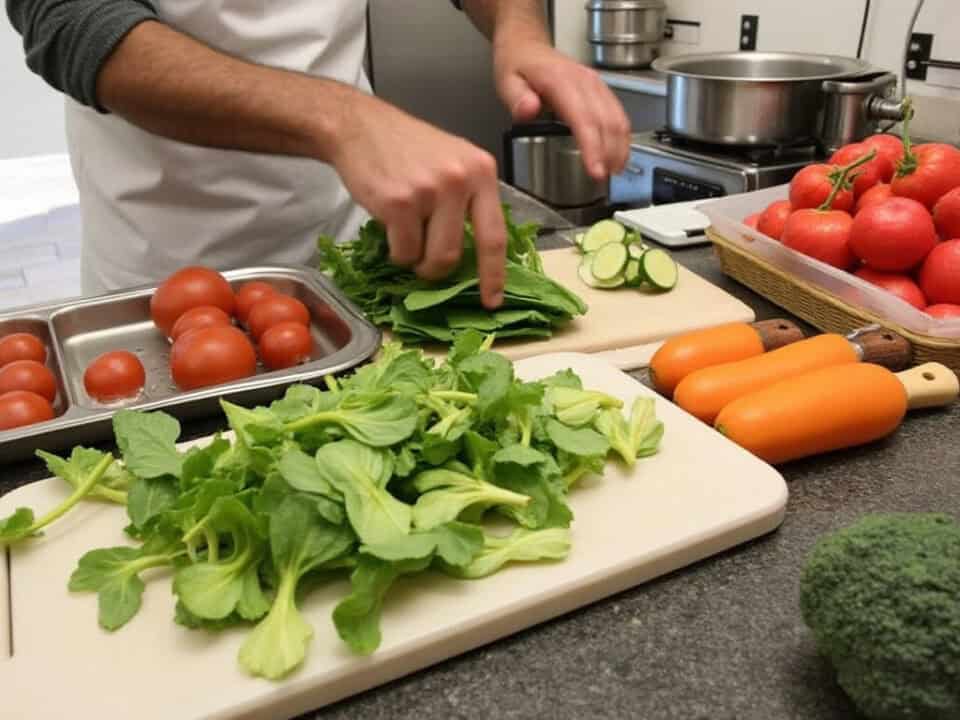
317, 207, 587, 344
0, 332, 663, 682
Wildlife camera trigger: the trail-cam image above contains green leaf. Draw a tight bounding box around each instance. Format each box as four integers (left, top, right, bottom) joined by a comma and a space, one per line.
448, 528, 571, 579
361, 521, 482, 568
491, 447, 572, 529
220, 401, 285, 448
547, 387, 622, 427
595, 408, 635, 467
278, 447, 341, 501
288, 392, 419, 448
545, 419, 610, 458
629, 397, 664, 458
268, 384, 326, 422
314, 440, 412, 546
404, 277, 479, 312
127, 476, 179, 529
411, 468, 530, 530
237, 563, 271, 621
542, 369, 583, 390
0, 507, 35, 542
180, 436, 230, 488
37, 447, 131, 504
113, 409, 184, 479
459, 352, 514, 421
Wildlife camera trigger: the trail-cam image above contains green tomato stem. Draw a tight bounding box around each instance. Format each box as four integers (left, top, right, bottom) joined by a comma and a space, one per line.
29, 453, 115, 534
819, 148, 877, 211
896, 96, 917, 177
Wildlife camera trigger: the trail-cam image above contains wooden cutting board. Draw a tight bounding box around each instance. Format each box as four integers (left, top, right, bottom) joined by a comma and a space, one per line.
386, 247, 755, 370
0, 353, 787, 720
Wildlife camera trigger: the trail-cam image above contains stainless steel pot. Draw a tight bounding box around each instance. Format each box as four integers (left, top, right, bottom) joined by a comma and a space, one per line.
586, 0, 666, 70
651, 51, 883, 146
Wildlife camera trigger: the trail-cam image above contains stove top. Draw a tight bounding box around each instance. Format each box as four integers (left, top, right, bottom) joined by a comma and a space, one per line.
643, 128, 825, 168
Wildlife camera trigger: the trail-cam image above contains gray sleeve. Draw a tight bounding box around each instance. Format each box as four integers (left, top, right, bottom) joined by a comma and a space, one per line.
6, 0, 160, 112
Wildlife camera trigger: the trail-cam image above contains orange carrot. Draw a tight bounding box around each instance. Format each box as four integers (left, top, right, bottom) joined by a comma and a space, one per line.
673, 333, 858, 424
714, 363, 907, 464
650, 320, 804, 396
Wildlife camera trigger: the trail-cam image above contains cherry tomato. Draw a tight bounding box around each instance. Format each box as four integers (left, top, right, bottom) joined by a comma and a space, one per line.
854, 183, 893, 215
925, 303, 960, 319
170, 325, 257, 391
0, 390, 55, 430
83, 351, 146, 402
259, 321, 314, 370
170, 305, 233, 342
933, 187, 960, 240
235, 281, 278, 325
0, 360, 57, 402
247, 295, 310, 340
891, 143, 960, 210
849, 197, 937, 272
829, 143, 892, 198
0, 332, 46, 367
781, 209, 856, 270
853, 268, 927, 309
150, 266, 236, 337
757, 200, 793, 241
789, 164, 855, 212
862, 134, 904, 179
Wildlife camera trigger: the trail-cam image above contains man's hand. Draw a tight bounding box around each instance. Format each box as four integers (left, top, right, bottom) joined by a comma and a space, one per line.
328, 94, 507, 309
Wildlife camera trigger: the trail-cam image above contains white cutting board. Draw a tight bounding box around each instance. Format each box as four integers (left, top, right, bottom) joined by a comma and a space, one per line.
0, 353, 787, 720
387, 247, 755, 370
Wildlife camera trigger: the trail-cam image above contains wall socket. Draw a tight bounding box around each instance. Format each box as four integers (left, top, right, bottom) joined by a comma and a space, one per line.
740, 15, 758, 51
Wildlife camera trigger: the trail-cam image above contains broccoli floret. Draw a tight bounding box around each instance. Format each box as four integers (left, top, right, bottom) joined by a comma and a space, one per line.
799, 513, 960, 720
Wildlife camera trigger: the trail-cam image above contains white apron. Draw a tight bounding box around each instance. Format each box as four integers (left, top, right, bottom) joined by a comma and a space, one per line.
65, 0, 371, 295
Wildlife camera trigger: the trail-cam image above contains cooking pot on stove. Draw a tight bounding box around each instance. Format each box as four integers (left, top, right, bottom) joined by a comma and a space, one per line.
651, 51, 906, 150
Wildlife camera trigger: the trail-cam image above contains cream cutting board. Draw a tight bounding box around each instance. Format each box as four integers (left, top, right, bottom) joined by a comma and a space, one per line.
386, 247, 755, 370
0, 353, 787, 720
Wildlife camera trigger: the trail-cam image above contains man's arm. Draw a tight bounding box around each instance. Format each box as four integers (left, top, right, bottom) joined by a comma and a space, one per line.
458, 0, 631, 180
5, 4, 507, 308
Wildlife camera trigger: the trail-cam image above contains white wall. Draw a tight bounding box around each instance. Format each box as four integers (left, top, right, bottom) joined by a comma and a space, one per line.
0, 17, 67, 159
555, 0, 960, 143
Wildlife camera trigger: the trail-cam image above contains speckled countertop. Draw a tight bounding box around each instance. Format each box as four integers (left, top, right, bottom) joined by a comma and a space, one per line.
2, 187, 957, 720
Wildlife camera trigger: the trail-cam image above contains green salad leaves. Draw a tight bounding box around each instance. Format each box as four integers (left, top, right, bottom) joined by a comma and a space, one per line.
317, 209, 587, 343
0, 332, 664, 682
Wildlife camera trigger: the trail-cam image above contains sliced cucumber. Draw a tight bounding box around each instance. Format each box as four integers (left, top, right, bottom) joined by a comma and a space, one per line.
627, 242, 647, 260
639, 248, 679, 291
591, 242, 629, 281
582, 219, 626, 253
624, 259, 642, 287
578, 254, 625, 289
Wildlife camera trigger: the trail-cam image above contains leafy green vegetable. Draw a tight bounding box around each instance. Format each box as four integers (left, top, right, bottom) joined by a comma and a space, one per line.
411, 468, 530, 530
449, 528, 572, 579
317, 207, 586, 344
545, 419, 610, 458
113, 409, 184, 480
595, 397, 664, 468
127, 476, 179, 530
36, 447, 131, 504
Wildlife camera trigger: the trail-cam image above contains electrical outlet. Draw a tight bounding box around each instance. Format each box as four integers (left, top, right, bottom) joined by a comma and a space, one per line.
906, 33, 933, 81
740, 15, 758, 51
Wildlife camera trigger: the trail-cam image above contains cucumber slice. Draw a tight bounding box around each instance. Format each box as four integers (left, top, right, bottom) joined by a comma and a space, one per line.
591, 242, 629, 281
639, 248, 679, 291
582, 219, 626, 252
627, 242, 647, 260
624, 259, 641, 287
578, 254, 625, 289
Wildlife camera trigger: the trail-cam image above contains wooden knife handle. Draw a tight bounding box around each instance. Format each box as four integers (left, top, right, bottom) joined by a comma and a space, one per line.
752, 319, 805, 351
897, 362, 960, 410
852, 329, 913, 370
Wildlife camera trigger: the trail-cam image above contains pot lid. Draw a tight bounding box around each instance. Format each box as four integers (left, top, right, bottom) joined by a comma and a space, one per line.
651, 51, 873, 82
585, 0, 666, 10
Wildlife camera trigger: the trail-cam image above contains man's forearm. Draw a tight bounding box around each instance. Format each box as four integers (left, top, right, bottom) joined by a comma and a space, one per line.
459, 1, 551, 49
95, 21, 356, 164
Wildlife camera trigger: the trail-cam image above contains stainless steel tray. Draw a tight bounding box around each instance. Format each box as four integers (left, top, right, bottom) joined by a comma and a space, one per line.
0, 265, 381, 464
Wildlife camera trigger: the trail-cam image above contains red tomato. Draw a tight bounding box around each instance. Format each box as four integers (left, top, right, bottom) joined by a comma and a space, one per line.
829, 143, 892, 198
170, 305, 233, 341
861, 134, 904, 180
854, 183, 893, 215
258, 321, 314, 370
933, 187, 960, 240
925, 303, 960, 319
169, 325, 257, 391
743, 213, 760, 229
781, 209, 856, 270
853, 267, 927, 309
0, 360, 57, 402
849, 197, 937, 272
0, 333, 46, 368
235, 281, 278, 325
757, 200, 793, 241
919, 239, 960, 305
789, 164, 854, 212
0, 390, 54, 430
891, 143, 960, 210
247, 295, 311, 340
83, 351, 146, 402
150, 266, 236, 337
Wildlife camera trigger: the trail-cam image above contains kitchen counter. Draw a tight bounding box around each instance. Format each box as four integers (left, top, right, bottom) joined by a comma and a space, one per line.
2, 215, 958, 719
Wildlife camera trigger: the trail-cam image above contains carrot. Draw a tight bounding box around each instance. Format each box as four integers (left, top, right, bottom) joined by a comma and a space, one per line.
673, 333, 858, 424
714, 363, 907, 465
650, 319, 804, 396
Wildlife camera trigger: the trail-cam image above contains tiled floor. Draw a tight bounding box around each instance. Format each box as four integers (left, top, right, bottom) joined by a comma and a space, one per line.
0, 154, 83, 312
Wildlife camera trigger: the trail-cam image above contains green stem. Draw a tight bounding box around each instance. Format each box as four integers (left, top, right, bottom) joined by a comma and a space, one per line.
896, 96, 917, 177
28, 454, 114, 533
285, 411, 338, 433
96, 487, 128, 505
819, 148, 877, 210
126, 551, 184, 577
429, 390, 477, 404
323, 375, 340, 393
203, 526, 220, 563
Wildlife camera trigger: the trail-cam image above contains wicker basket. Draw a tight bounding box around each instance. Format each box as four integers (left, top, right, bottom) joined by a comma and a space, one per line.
707, 227, 960, 374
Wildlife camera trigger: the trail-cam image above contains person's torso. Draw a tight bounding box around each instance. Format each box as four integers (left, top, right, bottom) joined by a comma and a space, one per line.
67, 0, 371, 294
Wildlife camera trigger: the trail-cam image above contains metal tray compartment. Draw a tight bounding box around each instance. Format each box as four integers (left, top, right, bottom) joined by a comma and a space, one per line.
0, 265, 381, 464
